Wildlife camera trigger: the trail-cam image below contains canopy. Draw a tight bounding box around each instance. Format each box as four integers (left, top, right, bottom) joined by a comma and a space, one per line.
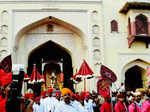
71, 73, 82, 84
76, 60, 94, 91
29, 64, 44, 84
24, 72, 30, 80
76, 60, 94, 78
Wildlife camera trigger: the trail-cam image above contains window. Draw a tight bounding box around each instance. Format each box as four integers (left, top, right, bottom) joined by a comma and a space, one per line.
92, 10, 98, 21
1, 25, 8, 34
92, 37, 100, 47
1, 10, 8, 24
111, 20, 118, 32
92, 25, 99, 34
135, 14, 148, 35
0, 37, 7, 46
93, 49, 100, 60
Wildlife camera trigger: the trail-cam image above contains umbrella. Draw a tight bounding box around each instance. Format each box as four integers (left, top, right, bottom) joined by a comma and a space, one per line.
29, 64, 44, 84
24, 72, 30, 81
71, 73, 82, 84
76, 60, 94, 91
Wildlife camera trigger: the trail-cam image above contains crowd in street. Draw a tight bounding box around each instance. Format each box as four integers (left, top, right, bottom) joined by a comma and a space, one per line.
22, 88, 150, 112
0, 85, 150, 112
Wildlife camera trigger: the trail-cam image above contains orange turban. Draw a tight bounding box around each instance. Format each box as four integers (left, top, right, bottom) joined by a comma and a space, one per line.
61, 88, 72, 96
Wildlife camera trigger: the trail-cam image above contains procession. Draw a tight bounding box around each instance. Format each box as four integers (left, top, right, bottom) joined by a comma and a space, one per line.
0, 59, 150, 112
1, 0, 150, 111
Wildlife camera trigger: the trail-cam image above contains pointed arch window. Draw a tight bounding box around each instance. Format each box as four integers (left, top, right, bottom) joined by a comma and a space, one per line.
111, 20, 118, 32
135, 14, 148, 35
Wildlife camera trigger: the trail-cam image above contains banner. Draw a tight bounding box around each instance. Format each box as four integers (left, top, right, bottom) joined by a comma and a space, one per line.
100, 64, 117, 83
97, 78, 110, 97
0, 55, 12, 73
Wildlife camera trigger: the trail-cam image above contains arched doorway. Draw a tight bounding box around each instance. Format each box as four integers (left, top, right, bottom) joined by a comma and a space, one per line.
28, 40, 73, 92
125, 66, 143, 91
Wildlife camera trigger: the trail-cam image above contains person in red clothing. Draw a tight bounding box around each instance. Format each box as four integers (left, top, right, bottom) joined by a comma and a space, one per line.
0, 86, 6, 112
100, 94, 112, 112
114, 93, 127, 112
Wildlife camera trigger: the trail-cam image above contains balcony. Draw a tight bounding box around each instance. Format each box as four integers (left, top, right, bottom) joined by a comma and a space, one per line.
128, 34, 150, 48
120, 0, 150, 14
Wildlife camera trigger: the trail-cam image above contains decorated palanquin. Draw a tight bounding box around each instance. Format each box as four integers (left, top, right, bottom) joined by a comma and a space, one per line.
41, 63, 64, 91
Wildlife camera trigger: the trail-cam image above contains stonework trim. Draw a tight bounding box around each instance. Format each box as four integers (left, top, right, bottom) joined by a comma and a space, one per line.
12, 9, 88, 13
118, 52, 150, 55
0, 0, 102, 4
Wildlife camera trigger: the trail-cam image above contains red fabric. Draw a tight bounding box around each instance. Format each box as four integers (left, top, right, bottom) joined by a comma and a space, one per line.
97, 79, 110, 98
100, 65, 117, 82
0, 96, 6, 112
55, 91, 61, 96
77, 60, 93, 77
117, 93, 124, 98
100, 102, 111, 112
128, 103, 141, 112
47, 88, 53, 94
72, 73, 78, 80
24, 73, 30, 80
24, 93, 34, 99
114, 101, 126, 112
0, 55, 12, 73
40, 91, 46, 96
35, 97, 40, 102
0, 72, 12, 86
81, 92, 86, 97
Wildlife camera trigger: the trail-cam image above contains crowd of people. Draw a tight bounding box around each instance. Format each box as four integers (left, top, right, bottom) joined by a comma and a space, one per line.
0, 84, 150, 112
22, 88, 150, 112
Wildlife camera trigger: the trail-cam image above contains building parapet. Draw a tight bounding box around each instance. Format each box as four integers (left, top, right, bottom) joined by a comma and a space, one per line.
120, 0, 150, 14
0, 0, 102, 4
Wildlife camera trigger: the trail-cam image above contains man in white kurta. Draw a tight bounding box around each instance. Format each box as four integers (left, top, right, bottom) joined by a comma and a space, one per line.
84, 97, 96, 112
33, 97, 40, 112
54, 88, 78, 112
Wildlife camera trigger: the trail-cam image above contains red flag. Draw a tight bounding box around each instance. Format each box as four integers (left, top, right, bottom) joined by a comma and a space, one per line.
1, 72, 12, 86
146, 66, 150, 76
0, 69, 12, 86
0, 55, 12, 73
100, 65, 117, 83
